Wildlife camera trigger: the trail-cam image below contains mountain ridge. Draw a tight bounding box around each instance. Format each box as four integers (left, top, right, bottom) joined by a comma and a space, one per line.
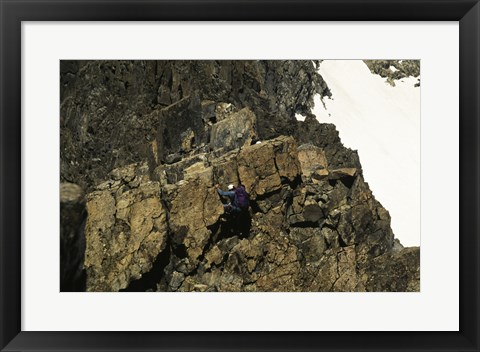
60, 60, 420, 292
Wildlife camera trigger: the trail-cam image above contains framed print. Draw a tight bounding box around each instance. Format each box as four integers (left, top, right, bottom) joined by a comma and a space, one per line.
1, 0, 479, 351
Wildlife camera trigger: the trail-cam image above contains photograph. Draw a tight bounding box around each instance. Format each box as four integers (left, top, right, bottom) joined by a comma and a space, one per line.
2, 0, 478, 348
60, 60, 421, 292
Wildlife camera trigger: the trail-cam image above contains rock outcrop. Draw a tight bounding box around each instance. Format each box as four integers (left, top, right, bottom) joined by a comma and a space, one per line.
363, 60, 420, 86
60, 60, 420, 292
60, 60, 330, 192
84, 163, 168, 291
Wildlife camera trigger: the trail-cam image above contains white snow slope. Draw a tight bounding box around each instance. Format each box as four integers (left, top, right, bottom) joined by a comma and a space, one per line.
312, 60, 420, 247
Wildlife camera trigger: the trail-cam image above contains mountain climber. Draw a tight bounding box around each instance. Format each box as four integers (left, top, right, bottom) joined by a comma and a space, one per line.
216, 183, 250, 214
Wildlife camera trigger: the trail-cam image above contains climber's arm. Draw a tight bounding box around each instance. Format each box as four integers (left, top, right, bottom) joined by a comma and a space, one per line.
217, 188, 235, 197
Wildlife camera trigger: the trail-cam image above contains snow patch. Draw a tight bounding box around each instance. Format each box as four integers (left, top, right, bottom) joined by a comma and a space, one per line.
389, 65, 398, 72
295, 113, 306, 121
314, 60, 420, 247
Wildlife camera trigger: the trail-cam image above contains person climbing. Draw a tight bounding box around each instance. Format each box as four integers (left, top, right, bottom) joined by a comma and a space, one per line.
216, 183, 252, 238
216, 183, 250, 214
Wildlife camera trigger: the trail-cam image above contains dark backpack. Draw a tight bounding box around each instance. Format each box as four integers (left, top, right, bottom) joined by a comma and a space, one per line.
234, 186, 250, 209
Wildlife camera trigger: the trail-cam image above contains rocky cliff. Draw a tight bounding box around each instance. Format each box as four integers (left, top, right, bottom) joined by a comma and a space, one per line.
60, 60, 419, 292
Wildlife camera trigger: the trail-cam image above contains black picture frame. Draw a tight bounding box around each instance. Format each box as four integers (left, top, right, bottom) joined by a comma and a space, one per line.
1, 0, 479, 351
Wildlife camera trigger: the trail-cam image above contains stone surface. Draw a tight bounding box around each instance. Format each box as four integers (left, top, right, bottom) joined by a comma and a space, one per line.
293, 117, 362, 171
166, 166, 224, 265
60, 60, 329, 192
297, 143, 328, 177
210, 108, 257, 152
237, 136, 300, 197
362, 247, 420, 292
329, 168, 358, 179
84, 163, 168, 291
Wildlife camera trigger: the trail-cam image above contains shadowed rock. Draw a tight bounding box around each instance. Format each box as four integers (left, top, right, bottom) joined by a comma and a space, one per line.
60, 183, 87, 292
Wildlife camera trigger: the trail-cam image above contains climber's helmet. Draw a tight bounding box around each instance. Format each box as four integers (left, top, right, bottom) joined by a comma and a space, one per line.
227, 184, 235, 190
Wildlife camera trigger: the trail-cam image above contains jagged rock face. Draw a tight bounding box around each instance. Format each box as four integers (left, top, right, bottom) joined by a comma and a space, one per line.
84, 163, 168, 291
297, 143, 328, 178
82, 134, 418, 292
61, 60, 420, 292
363, 60, 420, 86
294, 116, 362, 170
60, 60, 331, 192
237, 136, 300, 197
165, 165, 223, 269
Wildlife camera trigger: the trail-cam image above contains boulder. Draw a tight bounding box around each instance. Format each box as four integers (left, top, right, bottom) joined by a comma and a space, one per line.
329, 168, 358, 179
210, 108, 257, 152
302, 199, 324, 223
154, 153, 208, 185
297, 143, 328, 177
237, 136, 300, 197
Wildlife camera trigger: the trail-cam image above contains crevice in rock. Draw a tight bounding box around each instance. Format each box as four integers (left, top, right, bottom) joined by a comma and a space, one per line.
322, 222, 337, 231
249, 199, 264, 214
207, 251, 231, 273
339, 176, 356, 189
253, 188, 284, 202
338, 234, 348, 248
120, 237, 172, 292
172, 243, 188, 259
208, 211, 252, 244
289, 220, 320, 229
282, 174, 303, 190
330, 253, 341, 291
195, 229, 220, 265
